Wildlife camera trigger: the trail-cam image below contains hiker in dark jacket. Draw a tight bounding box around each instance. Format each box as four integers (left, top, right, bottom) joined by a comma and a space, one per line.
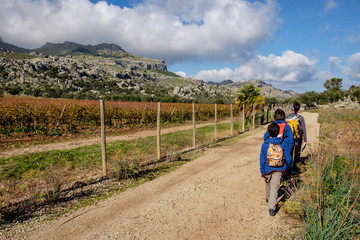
260, 123, 292, 216
286, 102, 307, 172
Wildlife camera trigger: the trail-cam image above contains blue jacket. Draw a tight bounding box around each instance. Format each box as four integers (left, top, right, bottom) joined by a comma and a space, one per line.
260, 137, 292, 177
264, 120, 294, 151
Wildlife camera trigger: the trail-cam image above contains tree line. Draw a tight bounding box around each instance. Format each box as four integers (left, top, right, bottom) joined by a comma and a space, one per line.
235, 78, 360, 114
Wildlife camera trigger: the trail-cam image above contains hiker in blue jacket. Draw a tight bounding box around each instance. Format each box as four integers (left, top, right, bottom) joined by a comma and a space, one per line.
260, 122, 292, 216
264, 109, 294, 151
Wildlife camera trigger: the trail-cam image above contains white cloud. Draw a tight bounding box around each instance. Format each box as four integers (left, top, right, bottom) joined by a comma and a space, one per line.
196, 68, 233, 82
315, 71, 334, 81
195, 50, 318, 85
324, 0, 339, 12
330, 53, 360, 81
0, 0, 281, 64
175, 71, 187, 78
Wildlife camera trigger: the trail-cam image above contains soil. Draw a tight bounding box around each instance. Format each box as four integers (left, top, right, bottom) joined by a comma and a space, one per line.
1, 112, 319, 240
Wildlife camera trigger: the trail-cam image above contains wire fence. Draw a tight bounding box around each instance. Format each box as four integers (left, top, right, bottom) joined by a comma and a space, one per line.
0, 98, 291, 219
0, 99, 285, 160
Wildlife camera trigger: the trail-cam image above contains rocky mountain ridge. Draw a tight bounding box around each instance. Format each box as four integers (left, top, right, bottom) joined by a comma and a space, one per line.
208, 79, 298, 99
0, 41, 298, 102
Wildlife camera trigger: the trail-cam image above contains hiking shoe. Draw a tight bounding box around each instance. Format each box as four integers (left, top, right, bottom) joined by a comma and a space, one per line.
269, 208, 276, 216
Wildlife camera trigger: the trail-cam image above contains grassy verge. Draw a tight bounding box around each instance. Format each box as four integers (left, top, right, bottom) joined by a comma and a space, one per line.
0, 119, 260, 224
283, 108, 360, 239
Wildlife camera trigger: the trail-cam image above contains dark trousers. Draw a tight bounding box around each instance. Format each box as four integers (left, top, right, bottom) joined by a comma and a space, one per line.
291, 138, 302, 171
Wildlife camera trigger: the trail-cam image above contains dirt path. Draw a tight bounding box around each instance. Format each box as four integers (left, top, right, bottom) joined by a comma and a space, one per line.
11, 112, 319, 239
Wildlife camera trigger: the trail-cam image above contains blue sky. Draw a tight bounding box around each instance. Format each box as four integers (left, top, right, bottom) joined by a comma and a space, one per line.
1, 0, 359, 93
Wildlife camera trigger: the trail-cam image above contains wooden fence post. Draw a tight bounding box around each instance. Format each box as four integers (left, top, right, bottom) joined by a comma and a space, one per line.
242, 104, 245, 132
100, 99, 107, 177
33, 105, 37, 130
230, 104, 234, 136
252, 104, 255, 129
157, 102, 161, 160
214, 104, 217, 141
192, 103, 196, 148
54, 105, 67, 133
238, 107, 241, 132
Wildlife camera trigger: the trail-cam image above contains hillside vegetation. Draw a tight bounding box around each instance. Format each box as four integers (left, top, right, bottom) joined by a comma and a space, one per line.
284, 108, 360, 239
0, 41, 298, 103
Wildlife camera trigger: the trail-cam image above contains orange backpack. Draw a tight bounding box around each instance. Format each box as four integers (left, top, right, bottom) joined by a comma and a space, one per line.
266, 143, 284, 167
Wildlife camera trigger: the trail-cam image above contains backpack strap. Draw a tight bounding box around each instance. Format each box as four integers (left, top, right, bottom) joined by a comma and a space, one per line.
277, 122, 286, 138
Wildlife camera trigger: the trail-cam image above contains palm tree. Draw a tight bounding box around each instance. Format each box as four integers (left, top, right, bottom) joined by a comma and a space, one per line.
235, 84, 264, 117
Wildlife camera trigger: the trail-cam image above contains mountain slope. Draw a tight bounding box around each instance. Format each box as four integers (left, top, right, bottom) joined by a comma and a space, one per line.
227, 78, 299, 99
208, 78, 299, 100
0, 40, 31, 53
0, 41, 298, 102
0, 47, 233, 103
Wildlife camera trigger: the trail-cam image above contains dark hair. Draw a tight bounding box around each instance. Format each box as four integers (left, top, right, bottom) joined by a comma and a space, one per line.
293, 102, 300, 113
268, 122, 280, 137
274, 109, 285, 121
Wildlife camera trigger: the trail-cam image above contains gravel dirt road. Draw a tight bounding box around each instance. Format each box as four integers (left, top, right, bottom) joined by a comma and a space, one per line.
9, 112, 320, 240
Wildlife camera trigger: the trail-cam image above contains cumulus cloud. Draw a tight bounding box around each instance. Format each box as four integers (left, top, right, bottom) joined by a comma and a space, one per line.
0, 0, 280, 64
329, 53, 360, 81
195, 50, 318, 86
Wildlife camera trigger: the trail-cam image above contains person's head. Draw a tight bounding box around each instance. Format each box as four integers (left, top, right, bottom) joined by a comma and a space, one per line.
268, 122, 280, 137
274, 109, 285, 121
293, 102, 300, 113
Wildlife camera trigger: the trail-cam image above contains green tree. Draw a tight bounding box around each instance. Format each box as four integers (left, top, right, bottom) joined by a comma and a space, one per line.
348, 85, 360, 102
265, 97, 279, 107
297, 91, 321, 106
324, 78, 343, 91
323, 78, 343, 103
235, 84, 264, 116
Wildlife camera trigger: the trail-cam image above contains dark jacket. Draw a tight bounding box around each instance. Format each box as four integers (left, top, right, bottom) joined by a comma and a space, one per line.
260, 137, 292, 177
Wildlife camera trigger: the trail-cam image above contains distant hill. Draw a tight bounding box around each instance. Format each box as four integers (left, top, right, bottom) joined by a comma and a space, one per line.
0, 40, 127, 57
208, 78, 299, 100
208, 79, 234, 86
34, 41, 127, 56
0, 40, 31, 53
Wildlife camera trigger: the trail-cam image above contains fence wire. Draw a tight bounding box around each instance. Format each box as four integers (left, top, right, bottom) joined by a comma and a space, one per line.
0, 98, 287, 218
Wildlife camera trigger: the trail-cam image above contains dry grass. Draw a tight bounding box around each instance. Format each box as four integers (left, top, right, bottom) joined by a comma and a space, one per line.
283, 107, 360, 239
